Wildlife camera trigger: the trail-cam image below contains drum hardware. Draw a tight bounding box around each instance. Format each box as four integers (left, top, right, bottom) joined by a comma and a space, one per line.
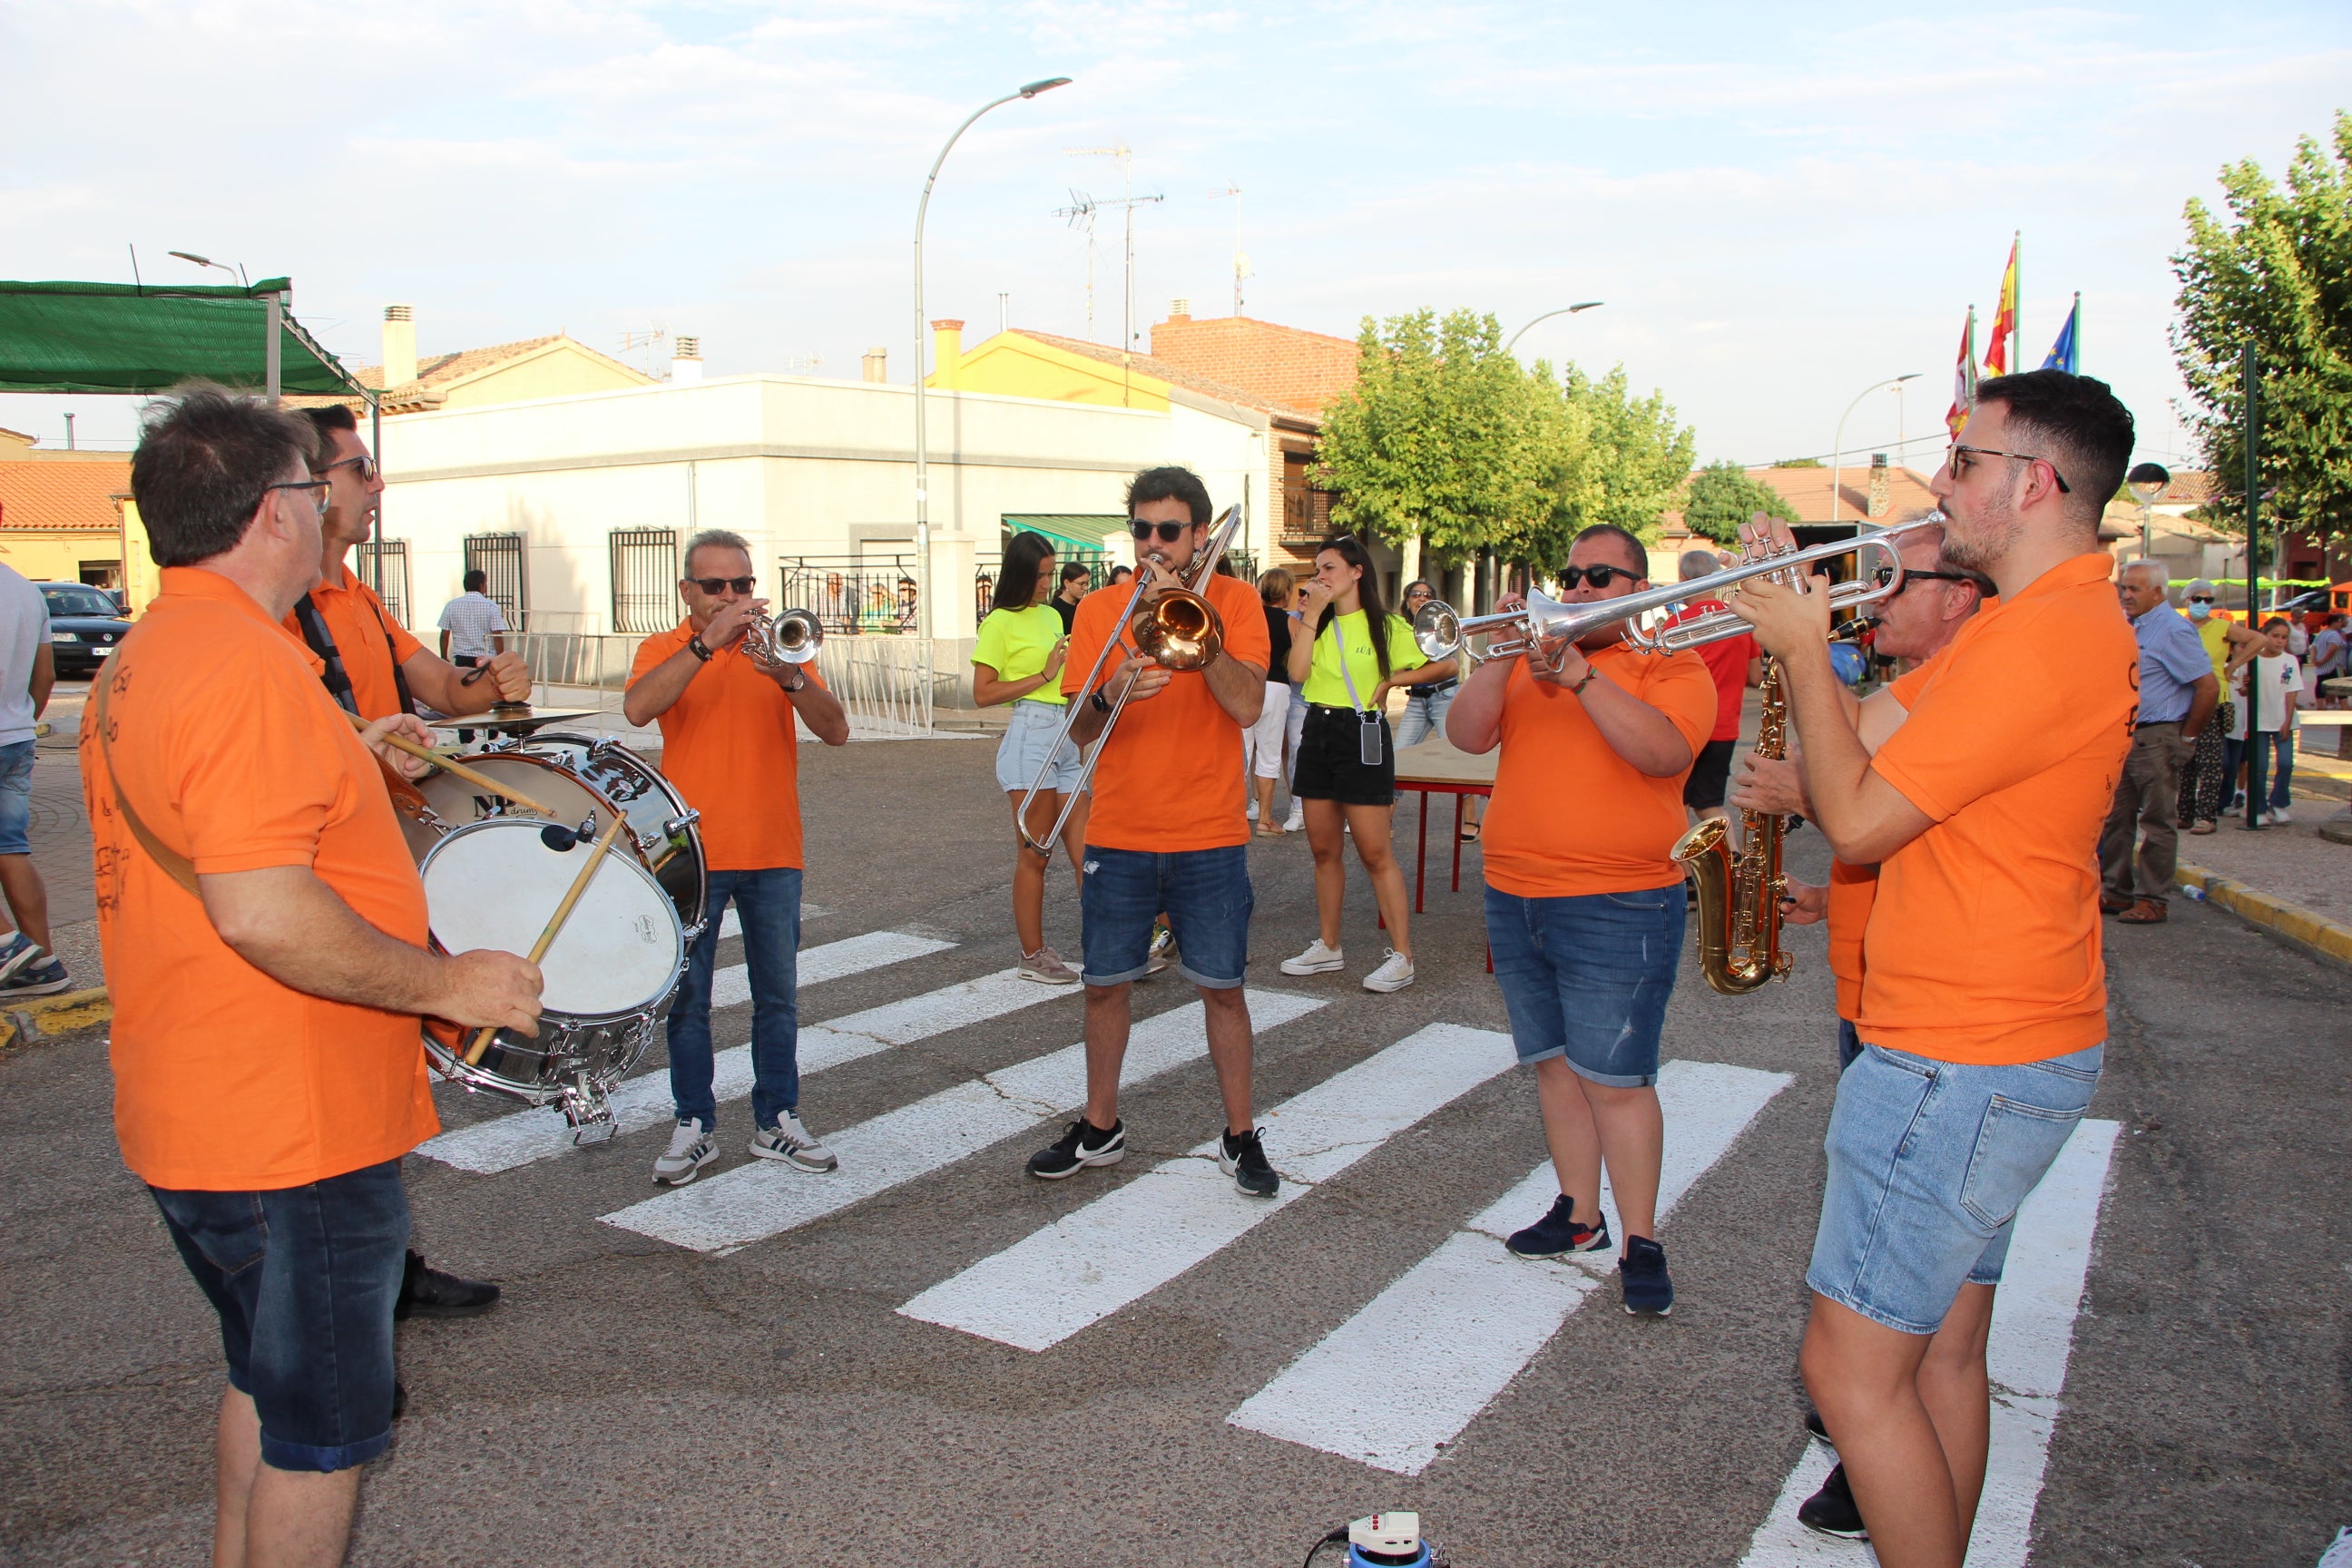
340, 707, 559, 816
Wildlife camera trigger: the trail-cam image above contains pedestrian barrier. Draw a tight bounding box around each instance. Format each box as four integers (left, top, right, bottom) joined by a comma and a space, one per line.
495, 631, 936, 739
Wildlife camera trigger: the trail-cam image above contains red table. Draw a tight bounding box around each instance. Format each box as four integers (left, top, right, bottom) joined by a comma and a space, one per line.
1394, 779, 1493, 914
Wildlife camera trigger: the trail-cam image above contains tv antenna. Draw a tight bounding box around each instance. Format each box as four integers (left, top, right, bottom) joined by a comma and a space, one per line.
1066, 143, 1161, 388
1054, 190, 1102, 341
1210, 184, 1250, 316
619, 326, 667, 376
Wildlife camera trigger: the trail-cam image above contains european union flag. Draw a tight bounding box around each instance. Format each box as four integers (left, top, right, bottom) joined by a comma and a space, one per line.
2041, 295, 2080, 374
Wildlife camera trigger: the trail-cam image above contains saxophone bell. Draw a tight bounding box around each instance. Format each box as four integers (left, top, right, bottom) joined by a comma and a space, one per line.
1672, 654, 1795, 995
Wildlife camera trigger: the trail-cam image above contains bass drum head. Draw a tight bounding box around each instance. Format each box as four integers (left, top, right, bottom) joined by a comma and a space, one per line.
420, 818, 682, 1020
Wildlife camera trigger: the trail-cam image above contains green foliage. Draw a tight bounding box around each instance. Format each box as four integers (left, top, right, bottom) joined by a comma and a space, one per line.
2171, 110, 2352, 546
1316, 309, 1696, 572
1682, 460, 1802, 544
1772, 457, 1825, 468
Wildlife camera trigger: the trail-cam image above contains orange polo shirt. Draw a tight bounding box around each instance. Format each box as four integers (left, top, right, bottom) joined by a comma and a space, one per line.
1482, 642, 1717, 898
83, 568, 437, 1191
1824, 661, 1938, 1020
629, 622, 819, 871
1061, 573, 1272, 853
281, 561, 425, 720
1856, 554, 2134, 1064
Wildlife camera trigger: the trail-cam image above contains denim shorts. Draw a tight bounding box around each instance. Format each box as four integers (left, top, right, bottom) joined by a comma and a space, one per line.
0, 739, 34, 857
1808, 1040, 2103, 1335
1484, 883, 1687, 1086
148, 1160, 410, 1472
995, 698, 1083, 795
1080, 843, 1252, 987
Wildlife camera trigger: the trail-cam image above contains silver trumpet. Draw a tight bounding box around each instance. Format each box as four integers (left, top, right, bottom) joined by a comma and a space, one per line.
1410, 517, 1943, 664
741, 607, 825, 669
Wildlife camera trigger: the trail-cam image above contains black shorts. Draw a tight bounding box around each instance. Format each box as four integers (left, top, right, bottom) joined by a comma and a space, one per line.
1292, 703, 1396, 807
1682, 737, 1737, 809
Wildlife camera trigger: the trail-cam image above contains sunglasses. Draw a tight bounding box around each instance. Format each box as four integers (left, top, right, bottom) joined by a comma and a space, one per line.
1558, 564, 1642, 590
688, 576, 758, 594
1130, 519, 1191, 544
1948, 443, 2072, 495
1872, 565, 1978, 591
2189, 595, 2216, 604
318, 453, 379, 483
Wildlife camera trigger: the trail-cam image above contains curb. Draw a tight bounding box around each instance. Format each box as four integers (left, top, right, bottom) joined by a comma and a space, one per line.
2177, 864, 2352, 971
2, 987, 113, 1049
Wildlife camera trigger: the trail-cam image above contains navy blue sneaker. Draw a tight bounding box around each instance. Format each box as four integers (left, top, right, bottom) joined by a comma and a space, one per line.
0, 932, 41, 986
1505, 1194, 1612, 1259
1618, 1235, 1673, 1315
0, 954, 71, 997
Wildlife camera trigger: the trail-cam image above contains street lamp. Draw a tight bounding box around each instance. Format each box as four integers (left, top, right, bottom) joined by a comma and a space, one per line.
1828, 374, 1922, 526
168, 250, 244, 285
2127, 461, 2171, 564
1504, 301, 1604, 354
912, 75, 1072, 642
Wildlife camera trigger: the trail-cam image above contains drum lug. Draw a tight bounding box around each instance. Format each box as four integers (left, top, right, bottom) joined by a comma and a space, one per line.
561, 1075, 619, 1144
660, 809, 701, 841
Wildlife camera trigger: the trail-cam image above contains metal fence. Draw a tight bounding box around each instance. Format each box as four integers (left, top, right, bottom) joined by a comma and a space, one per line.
779, 556, 919, 635
609, 528, 680, 635
496, 630, 934, 739
463, 532, 527, 627
357, 539, 411, 627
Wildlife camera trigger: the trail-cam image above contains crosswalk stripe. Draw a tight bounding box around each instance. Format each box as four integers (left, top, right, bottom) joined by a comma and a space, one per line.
601, 989, 1328, 1254
897, 1022, 1516, 1353
1735, 1117, 2121, 1567
1227, 1059, 1791, 1475
712, 928, 953, 1008
414, 932, 997, 1175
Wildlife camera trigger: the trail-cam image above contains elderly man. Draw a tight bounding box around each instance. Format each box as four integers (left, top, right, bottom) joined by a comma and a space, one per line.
2098, 562, 2218, 924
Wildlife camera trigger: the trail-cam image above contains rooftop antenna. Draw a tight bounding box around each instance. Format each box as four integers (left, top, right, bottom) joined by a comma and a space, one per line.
1067, 143, 1162, 404
1054, 189, 1102, 340
619, 325, 667, 377
1210, 183, 1250, 316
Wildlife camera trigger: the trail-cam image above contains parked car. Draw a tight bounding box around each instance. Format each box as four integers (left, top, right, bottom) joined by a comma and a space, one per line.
37, 582, 133, 677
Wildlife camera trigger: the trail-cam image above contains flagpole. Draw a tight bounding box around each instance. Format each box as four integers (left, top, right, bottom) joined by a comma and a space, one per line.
2072, 290, 2081, 370
2011, 230, 2022, 380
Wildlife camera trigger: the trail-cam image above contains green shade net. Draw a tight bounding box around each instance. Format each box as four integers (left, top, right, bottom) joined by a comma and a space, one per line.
1003, 514, 1126, 558
0, 279, 364, 396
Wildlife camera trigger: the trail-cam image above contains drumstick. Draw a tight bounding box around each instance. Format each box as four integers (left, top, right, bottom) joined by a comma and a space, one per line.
462, 811, 629, 1067
341, 709, 557, 817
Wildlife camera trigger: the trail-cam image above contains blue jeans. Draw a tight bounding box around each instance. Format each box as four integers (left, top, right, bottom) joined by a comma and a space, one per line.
667, 866, 801, 1131
1079, 844, 1252, 988
1485, 884, 1687, 1086
1837, 1017, 1863, 1073
1393, 683, 1456, 750
0, 739, 33, 857
149, 1161, 409, 1472
2223, 730, 2296, 812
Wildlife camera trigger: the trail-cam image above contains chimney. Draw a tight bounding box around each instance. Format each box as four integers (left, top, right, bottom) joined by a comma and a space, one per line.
381, 304, 416, 387
861, 347, 888, 384
1169, 298, 1191, 322
1867, 453, 1891, 519
930, 319, 964, 390
670, 335, 702, 384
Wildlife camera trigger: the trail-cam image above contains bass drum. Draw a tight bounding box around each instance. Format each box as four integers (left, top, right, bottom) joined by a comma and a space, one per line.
414, 733, 705, 938
417, 817, 684, 1136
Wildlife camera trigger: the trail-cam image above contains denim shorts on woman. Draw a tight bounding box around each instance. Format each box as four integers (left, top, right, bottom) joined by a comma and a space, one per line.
1079, 843, 1252, 987
148, 1160, 410, 1472
1808, 1040, 2103, 1336
995, 697, 1083, 795
1484, 883, 1687, 1086
0, 739, 34, 857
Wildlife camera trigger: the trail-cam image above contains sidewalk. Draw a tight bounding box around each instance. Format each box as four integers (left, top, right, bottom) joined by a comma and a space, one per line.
2174, 748, 2352, 922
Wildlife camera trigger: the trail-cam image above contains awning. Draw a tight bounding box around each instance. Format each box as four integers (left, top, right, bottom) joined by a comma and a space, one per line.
0, 278, 365, 397
1003, 514, 1126, 558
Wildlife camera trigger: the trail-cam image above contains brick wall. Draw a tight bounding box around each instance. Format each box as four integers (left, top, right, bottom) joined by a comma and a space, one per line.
1148, 313, 1359, 416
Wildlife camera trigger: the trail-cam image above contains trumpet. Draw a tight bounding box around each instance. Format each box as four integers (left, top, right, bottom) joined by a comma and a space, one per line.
740, 607, 825, 669
1017, 504, 1244, 855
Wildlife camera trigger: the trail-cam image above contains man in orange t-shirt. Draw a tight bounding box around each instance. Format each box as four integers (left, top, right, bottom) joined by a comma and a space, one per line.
1448, 524, 1716, 1317
625, 529, 849, 1186
1737, 371, 2139, 1567
92, 387, 540, 1563
1025, 466, 1276, 1194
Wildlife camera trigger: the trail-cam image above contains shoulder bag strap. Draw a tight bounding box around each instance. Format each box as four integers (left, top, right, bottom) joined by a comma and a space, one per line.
1325, 615, 1386, 763
90, 650, 201, 897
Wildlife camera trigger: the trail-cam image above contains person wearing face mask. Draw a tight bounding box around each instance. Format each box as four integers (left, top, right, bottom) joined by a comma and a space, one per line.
2176, 580, 2267, 835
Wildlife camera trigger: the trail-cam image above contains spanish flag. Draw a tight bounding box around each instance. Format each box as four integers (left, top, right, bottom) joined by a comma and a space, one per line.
1984, 234, 2019, 377
1946, 307, 1977, 437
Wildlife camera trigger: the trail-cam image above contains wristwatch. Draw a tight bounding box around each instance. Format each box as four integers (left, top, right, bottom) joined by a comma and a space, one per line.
686, 635, 712, 662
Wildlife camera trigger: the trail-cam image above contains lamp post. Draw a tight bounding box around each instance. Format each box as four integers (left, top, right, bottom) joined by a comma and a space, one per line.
1504, 301, 1604, 354
168, 250, 241, 284
912, 75, 1071, 641
1828, 374, 1921, 526
2127, 461, 2171, 564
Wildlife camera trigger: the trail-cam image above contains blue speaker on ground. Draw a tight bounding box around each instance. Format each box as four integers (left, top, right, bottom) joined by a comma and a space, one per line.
1306, 1513, 1438, 1568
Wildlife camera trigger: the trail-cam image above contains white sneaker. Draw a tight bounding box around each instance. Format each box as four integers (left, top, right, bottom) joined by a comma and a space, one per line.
750, 1112, 838, 1171
652, 1119, 718, 1185
1362, 949, 1416, 993
1018, 945, 1080, 985
2269, 805, 2293, 824
1246, 799, 1259, 821
1282, 804, 1304, 833
1279, 937, 1345, 975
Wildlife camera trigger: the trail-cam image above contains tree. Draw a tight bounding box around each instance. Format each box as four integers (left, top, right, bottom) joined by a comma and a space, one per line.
1681, 460, 1801, 544
2171, 111, 2352, 546
1548, 364, 1697, 548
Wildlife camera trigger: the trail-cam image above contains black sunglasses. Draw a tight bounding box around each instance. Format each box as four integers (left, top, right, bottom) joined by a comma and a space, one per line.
2188, 594, 2216, 604
1130, 519, 1191, 544
319, 453, 378, 483
1873, 565, 1978, 591
1559, 564, 1642, 590
688, 576, 757, 594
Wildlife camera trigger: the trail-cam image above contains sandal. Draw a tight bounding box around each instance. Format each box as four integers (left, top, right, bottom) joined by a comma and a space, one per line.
1459, 822, 1481, 842
1256, 821, 1285, 836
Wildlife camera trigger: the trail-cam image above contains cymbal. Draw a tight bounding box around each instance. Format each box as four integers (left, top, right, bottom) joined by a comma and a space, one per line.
422, 706, 604, 736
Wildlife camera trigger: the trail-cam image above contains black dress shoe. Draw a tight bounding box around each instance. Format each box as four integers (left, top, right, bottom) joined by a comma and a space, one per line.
396, 1249, 501, 1320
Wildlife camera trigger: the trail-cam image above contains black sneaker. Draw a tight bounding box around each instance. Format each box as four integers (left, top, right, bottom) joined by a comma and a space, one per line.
1618, 1235, 1673, 1315
1505, 1194, 1612, 1259
1798, 1462, 1867, 1540
1027, 1117, 1125, 1180
1220, 1126, 1279, 1198
395, 1250, 500, 1320
1804, 1406, 1833, 1449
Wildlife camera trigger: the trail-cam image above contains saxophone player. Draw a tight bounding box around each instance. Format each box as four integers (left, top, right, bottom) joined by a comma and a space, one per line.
1446, 524, 1716, 1316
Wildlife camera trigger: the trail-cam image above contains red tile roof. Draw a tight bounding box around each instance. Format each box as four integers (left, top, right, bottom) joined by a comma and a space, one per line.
1147, 314, 1360, 416
0, 459, 130, 533
1748, 464, 1941, 525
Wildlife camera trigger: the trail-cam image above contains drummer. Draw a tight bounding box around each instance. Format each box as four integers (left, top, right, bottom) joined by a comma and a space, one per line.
287, 403, 514, 1320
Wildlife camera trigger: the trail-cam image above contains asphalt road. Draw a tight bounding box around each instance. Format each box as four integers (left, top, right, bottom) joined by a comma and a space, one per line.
2, 735, 2345, 1567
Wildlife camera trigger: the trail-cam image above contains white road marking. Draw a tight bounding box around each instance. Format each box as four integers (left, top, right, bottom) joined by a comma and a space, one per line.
1228, 1060, 1791, 1475
1736, 1118, 2121, 1567
602, 990, 1328, 1254
898, 1022, 1517, 1352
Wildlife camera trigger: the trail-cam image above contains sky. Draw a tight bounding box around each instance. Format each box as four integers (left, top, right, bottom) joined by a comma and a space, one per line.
5, 1, 2347, 474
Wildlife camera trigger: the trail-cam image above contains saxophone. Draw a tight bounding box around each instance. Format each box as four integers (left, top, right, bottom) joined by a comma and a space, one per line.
1671, 654, 1793, 995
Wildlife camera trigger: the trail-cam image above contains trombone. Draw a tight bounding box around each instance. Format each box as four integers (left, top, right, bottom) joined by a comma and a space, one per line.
1410, 517, 1943, 664
1016, 504, 1244, 855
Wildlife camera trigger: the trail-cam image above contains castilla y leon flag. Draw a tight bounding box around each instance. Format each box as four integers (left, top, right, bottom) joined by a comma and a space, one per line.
1946, 307, 1978, 437
1984, 234, 2019, 377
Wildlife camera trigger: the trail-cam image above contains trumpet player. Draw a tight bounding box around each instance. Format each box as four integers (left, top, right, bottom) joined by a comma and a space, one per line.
1446, 524, 1716, 1315
1024, 467, 1279, 1197
625, 531, 849, 1186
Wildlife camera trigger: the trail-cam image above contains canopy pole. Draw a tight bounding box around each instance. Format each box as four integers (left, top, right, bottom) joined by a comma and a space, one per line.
264, 290, 282, 405
368, 393, 384, 597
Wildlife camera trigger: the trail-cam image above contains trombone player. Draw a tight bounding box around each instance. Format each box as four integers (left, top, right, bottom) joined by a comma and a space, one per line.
1023, 466, 1279, 1197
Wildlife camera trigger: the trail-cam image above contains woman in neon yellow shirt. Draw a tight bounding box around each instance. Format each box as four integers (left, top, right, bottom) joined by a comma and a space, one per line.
1278, 534, 1456, 993
974, 532, 1084, 984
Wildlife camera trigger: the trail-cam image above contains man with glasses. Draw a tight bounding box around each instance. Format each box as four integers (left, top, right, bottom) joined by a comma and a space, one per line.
2096, 561, 2218, 925
626, 529, 850, 1186
1735, 370, 2138, 1565
2176, 578, 2266, 833
1025, 466, 1277, 1195
1446, 524, 1715, 1316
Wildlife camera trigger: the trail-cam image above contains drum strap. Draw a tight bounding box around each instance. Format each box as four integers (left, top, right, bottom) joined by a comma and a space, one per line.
294, 587, 417, 718
89, 651, 201, 897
